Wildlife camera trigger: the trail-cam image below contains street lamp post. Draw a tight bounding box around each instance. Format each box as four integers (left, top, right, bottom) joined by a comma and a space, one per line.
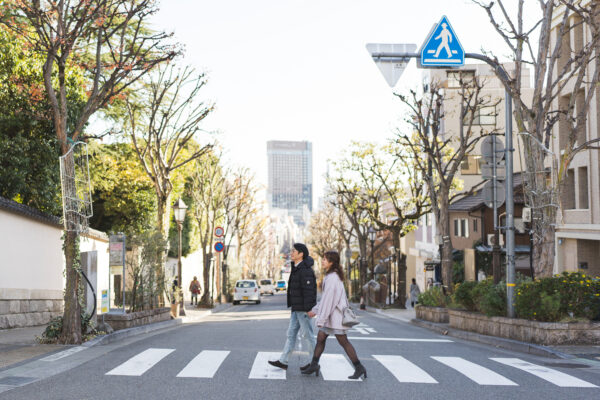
368, 226, 376, 281
173, 198, 188, 316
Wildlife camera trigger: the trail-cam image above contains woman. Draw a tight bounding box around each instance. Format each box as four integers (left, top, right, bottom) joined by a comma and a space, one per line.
410, 278, 421, 308
302, 250, 367, 380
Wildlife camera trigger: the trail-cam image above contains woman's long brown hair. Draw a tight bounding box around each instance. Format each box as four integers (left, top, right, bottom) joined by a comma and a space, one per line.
324, 250, 344, 281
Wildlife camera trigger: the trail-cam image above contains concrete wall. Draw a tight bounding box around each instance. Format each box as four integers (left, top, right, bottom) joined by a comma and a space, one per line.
0, 202, 110, 328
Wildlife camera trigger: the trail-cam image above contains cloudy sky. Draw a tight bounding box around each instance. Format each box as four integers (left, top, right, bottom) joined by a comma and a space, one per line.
152, 0, 534, 205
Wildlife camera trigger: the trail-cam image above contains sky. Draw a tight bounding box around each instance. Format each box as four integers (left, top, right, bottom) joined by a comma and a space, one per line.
151, 0, 532, 206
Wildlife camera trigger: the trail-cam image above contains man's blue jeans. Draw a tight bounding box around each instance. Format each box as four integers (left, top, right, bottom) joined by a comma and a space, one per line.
279, 311, 316, 364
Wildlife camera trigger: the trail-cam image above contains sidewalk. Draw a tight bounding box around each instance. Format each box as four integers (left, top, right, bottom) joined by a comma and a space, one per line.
0, 302, 232, 371
0, 325, 64, 370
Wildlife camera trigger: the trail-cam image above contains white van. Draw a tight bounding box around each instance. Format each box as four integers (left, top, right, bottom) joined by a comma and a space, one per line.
259, 279, 275, 295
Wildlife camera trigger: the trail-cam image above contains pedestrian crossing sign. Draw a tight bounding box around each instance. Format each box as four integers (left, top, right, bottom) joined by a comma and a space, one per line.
420, 16, 464, 67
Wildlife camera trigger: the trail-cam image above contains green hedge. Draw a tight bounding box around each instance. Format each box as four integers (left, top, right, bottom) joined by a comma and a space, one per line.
450, 272, 600, 322
514, 272, 600, 322
417, 286, 450, 308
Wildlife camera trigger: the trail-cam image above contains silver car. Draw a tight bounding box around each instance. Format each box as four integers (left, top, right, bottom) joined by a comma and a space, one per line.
233, 280, 261, 305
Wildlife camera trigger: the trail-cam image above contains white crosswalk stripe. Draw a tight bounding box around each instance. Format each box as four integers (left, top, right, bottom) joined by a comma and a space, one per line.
248, 352, 286, 380
319, 354, 362, 381
374, 355, 438, 383
177, 350, 230, 378
102, 348, 598, 388
106, 348, 174, 376
491, 358, 598, 388
432, 357, 517, 386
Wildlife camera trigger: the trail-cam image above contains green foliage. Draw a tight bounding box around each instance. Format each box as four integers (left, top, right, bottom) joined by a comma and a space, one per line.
478, 282, 507, 317
0, 26, 86, 214
453, 260, 465, 284
453, 281, 478, 311
38, 312, 97, 344
88, 142, 157, 236
418, 286, 450, 307
514, 272, 600, 322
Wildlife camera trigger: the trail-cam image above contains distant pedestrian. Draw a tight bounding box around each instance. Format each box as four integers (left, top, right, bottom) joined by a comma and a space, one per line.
268, 243, 317, 371
410, 278, 421, 308
303, 250, 367, 380
189, 276, 201, 305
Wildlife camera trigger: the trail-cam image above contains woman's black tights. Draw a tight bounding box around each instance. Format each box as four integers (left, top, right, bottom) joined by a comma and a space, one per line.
312, 331, 358, 363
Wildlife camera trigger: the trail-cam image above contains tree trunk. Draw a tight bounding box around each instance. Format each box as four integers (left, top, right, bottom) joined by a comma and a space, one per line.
358, 238, 368, 288
438, 193, 453, 292
200, 251, 212, 305
60, 230, 82, 344
534, 225, 556, 277
393, 232, 407, 308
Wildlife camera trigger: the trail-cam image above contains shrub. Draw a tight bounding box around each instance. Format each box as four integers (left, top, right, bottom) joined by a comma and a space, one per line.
38, 311, 97, 344
453, 281, 478, 311
514, 272, 600, 322
478, 282, 506, 317
418, 286, 450, 308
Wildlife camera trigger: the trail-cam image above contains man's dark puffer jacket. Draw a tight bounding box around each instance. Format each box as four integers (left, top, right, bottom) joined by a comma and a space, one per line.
286, 256, 317, 312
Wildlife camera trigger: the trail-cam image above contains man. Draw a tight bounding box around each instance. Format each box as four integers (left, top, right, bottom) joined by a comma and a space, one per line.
268, 243, 317, 371
189, 276, 201, 306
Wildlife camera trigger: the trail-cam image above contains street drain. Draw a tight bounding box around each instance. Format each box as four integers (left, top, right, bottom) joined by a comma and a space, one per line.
543, 363, 590, 369
0, 376, 36, 386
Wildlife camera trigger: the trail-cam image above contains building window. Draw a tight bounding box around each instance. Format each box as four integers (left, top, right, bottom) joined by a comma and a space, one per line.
464, 105, 496, 126
447, 70, 475, 88
473, 219, 478, 233
454, 218, 469, 238
578, 166, 589, 209
461, 154, 482, 175
562, 169, 576, 210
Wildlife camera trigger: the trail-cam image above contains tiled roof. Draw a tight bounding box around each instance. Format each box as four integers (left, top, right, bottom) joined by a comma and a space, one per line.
448, 173, 525, 212
0, 196, 61, 226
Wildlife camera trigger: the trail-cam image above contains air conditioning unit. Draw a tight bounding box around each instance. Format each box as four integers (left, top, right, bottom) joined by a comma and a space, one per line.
487, 233, 504, 246
522, 207, 532, 223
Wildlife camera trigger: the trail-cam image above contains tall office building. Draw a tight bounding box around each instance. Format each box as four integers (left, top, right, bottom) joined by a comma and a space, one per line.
267, 140, 312, 225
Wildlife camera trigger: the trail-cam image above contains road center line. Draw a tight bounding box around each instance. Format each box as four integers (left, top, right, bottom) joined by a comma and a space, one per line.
326, 336, 453, 342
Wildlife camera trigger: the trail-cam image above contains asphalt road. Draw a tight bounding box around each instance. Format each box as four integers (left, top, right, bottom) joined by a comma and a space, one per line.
1, 293, 599, 400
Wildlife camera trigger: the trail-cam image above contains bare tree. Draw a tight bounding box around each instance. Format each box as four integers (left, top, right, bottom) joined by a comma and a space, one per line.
332, 141, 429, 303
473, 0, 600, 276
394, 78, 496, 292
307, 203, 346, 258
1, 0, 178, 343
125, 64, 214, 242
187, 152, 225, 305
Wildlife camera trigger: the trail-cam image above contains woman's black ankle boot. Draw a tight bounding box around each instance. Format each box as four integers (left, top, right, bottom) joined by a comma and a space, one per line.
348, 361, 367, 379
301, 359, 320, 377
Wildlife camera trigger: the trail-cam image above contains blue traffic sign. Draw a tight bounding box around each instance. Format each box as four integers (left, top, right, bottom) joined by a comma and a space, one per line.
420, 16, 464, 67
214, 241, 224, 253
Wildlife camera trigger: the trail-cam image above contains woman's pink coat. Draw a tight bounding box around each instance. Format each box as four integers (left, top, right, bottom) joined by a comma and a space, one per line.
311, 272, 349, 331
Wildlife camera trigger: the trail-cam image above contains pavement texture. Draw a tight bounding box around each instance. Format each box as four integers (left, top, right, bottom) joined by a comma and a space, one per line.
0, 293, 598, 399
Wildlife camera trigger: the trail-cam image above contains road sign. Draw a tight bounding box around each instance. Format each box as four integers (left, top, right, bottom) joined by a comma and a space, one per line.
420, 16, 464, 67
483, 180, 505, 209
366, 43, 416, 87
214, 241, 224, 253
214, 226, 224, 237
481, 135, 505, 163
481, 164, 506, 180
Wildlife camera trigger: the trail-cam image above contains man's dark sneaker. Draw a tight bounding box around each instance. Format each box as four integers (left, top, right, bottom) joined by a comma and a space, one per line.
268, 360, 288, 370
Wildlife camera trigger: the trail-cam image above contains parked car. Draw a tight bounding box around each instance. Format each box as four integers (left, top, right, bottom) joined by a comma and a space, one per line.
259, 279, 275, 295
233, 280, 261, 305
275, 280, 287, 292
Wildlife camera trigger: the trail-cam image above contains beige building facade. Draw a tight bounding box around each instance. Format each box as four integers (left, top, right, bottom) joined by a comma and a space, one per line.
551, 2, 600, 277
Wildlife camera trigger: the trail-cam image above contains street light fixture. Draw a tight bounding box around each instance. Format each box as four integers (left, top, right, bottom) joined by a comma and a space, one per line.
368, 226, 376, 280
173, 198, 187, 316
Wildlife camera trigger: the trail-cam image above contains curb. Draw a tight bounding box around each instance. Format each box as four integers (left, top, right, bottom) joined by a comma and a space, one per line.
409, 318, 572, 360
364, 305, 573, 360
83, 318, 183, 347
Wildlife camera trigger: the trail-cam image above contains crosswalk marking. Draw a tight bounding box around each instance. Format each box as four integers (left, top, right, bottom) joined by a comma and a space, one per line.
248, 352, 286, 380
432, 357, 517, 386
491, 358, 598, 388
373, 355, 437, 383
177, 351, 230, 378
106, 348, 174, 376
320, 354, 361, 381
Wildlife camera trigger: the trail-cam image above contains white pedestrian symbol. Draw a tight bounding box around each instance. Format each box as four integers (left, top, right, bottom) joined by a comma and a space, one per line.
434, 23, 452, 58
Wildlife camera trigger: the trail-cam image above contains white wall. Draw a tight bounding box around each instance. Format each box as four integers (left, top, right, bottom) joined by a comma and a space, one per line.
0, 210, 63, 300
